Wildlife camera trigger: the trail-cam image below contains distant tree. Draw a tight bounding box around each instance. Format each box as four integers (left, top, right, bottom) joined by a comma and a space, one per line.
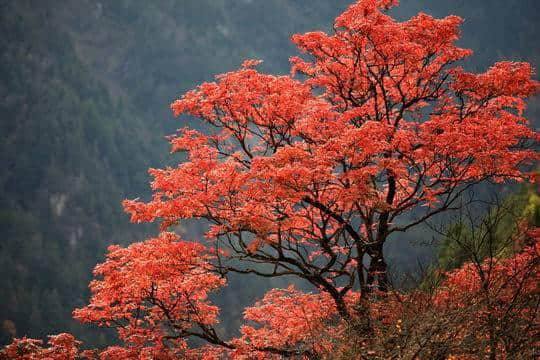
2, 0, 538, 358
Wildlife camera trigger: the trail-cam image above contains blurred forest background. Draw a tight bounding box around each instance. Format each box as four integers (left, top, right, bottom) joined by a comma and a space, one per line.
0, 0, 538, 347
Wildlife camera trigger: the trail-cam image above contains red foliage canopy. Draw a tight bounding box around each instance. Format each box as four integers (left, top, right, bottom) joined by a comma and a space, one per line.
124, 0, 537, 305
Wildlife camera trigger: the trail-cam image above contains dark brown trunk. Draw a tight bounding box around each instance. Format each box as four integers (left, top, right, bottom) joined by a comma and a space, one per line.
366, 251, 389, 292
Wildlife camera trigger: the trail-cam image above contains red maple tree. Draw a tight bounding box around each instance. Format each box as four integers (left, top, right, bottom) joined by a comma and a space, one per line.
2, 0, 538, 359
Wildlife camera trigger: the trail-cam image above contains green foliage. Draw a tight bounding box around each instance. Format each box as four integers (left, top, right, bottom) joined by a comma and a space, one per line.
437, 184, 540, 272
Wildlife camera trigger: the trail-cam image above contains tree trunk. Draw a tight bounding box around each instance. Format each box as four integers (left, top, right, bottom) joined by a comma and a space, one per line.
366, 247, 389, 292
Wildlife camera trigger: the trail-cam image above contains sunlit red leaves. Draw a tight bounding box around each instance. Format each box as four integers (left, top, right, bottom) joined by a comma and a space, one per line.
238, 286, 337, 353
127, 0, 539, 247
434, 234, 540, 310
451, 62, 539, 100
72, 232, 224, 356
1, 334, 81, 360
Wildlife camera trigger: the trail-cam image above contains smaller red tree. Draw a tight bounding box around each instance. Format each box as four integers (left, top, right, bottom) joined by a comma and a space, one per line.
1, 333, 81, 359
72, 232, 227, 358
